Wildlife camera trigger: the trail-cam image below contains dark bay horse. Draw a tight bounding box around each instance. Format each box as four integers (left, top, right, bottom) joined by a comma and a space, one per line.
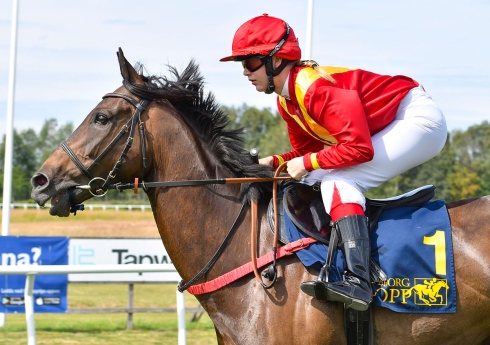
31, 49, 490, 344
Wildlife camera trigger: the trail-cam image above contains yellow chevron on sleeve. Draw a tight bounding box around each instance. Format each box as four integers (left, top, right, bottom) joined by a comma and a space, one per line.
310, 153, 321, 170
274, 155, 285, 165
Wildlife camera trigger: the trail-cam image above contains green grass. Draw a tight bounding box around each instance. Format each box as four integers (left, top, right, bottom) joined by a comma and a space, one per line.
0, 283, 217, 344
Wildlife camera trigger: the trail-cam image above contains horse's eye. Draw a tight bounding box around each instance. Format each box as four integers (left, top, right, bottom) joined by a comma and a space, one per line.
94, 113, 109, 125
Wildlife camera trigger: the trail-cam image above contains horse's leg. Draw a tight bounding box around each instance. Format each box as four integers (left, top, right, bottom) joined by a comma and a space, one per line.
418, 293, 431, 306
436, 293, 443, 304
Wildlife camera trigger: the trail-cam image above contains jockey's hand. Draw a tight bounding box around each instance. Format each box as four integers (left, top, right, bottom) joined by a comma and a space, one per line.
259, 156, 274, 166
287, 157, 308, 180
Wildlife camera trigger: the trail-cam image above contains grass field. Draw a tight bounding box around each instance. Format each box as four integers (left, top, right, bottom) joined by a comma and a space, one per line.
6, 207, 160, 238
0, 208, 218, 344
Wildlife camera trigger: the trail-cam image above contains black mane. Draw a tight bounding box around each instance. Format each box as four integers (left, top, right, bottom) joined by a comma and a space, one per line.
124, 60, 274, 200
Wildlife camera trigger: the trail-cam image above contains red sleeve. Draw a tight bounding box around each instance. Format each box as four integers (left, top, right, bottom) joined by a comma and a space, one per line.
303, 84, 374, 170
272, 100, 324, 169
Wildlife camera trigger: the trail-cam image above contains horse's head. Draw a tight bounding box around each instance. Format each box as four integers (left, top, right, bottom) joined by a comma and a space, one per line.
31, 48, 152, 217
437, 280, 450, 291
32, 48, 273, 217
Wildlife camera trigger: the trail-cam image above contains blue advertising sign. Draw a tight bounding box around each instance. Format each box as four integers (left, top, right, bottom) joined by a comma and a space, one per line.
0, 236, 68, 313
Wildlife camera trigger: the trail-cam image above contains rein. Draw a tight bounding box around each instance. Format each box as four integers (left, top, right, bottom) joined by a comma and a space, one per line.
177, 201, 248, 292
250, 161, 288, 288
63, 93, 289, 198
61, 91, 307, 294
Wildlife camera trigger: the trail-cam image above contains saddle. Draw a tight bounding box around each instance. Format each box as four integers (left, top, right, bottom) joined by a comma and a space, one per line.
268, 182, 436, 244
267, 182, 436, 345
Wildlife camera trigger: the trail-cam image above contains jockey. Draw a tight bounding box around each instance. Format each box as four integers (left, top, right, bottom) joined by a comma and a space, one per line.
220, 14, 447, 311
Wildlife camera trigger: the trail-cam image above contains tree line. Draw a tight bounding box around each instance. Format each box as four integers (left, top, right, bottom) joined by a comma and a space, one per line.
1, 106, 489, 203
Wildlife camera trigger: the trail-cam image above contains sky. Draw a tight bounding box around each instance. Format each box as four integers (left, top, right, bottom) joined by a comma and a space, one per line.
1, 0, 489, 140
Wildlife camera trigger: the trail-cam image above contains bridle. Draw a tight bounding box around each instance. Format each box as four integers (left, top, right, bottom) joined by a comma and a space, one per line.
61, 92, 150, 213
60, 89, 291, 290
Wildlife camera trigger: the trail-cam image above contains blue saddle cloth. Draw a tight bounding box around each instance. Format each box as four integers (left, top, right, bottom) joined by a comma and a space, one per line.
285, 199, 456, 313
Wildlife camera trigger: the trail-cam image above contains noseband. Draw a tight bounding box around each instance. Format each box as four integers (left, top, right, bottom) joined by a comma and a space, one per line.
61, 92, 149, 213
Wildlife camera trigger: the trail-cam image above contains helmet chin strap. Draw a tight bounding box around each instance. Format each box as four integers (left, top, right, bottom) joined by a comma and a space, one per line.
264, 57, 291, 94
264, 59, 276, 94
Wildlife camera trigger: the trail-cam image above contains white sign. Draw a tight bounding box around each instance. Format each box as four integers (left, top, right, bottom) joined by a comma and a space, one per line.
68, 239, 180, 282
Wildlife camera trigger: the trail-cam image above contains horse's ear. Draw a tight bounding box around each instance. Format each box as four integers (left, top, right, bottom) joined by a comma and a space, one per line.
117, 47, 144, 84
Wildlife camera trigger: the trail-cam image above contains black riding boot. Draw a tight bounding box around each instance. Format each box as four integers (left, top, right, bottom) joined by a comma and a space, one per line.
300, 215, 372, 311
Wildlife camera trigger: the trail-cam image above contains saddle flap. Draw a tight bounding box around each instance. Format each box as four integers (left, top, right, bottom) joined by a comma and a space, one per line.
365, 185, 436, 231
268, 184, 436, 242
267, 191, 289, 244
282, 183, 331, 244
366, 185, 435, 209
267, 183, 331, 244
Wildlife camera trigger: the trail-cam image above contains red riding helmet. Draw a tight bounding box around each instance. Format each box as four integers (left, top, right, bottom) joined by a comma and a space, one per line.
220, 14, 301, 62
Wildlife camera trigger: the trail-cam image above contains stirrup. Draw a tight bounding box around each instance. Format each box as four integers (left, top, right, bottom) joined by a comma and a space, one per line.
324, 276, 372, 311
317, 221, 339, 283
300, 281, 328, 300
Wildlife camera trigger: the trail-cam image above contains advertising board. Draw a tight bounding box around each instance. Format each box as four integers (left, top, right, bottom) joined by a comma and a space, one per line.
0, 236, 68, 313
69, 238, 180, 282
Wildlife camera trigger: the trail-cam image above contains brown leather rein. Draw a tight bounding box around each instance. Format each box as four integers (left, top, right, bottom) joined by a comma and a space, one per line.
63, 91, 294, 292
251, 162, 289, 288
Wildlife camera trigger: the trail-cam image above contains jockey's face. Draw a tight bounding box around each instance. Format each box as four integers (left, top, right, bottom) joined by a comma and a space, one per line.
242, 56, 285, 94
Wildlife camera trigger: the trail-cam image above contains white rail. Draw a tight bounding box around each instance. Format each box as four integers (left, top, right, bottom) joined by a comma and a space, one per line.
5, 203, 152, 211
0, 264, 186, 345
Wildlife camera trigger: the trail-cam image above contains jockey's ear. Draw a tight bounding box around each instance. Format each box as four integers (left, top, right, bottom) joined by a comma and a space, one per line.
117, 47, 144, 85
272, 56, 283, 69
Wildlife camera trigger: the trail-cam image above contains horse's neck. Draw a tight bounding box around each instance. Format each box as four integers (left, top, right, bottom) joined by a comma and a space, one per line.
145, 117, 249, 281
149, 179, 247, 281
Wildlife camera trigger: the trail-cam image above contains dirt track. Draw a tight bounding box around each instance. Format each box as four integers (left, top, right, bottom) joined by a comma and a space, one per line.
9, 219, 160, 238
6, 209, 160, 238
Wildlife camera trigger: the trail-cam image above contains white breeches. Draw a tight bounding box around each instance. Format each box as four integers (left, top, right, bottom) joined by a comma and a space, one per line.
303, 86, 447, 213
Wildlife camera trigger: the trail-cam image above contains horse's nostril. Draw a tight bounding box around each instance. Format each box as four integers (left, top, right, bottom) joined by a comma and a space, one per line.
33, 174, 48, 187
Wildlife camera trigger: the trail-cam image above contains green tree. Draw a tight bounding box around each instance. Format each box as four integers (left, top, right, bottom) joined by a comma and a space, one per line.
447, 165, 481, 200
364, 135, 455, 200
451, 121, 490, 166
0, 129, 41, 201
223, 104, 291, 157
448, 121, 490, 199
0, 119, 75, 202
36, 119, 74, 162
257, 116, 291, 157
